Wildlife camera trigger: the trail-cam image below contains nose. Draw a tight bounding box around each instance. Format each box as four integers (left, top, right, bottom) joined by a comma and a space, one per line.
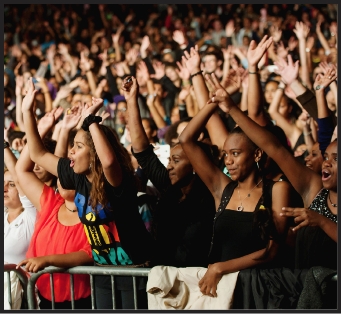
166, 160, 173, 171
224, 154, 233, 165
304, 154, 311, 162
69, 146, 75, 155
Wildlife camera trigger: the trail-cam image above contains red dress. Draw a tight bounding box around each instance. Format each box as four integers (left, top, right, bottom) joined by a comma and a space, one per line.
26, 185, 92, 302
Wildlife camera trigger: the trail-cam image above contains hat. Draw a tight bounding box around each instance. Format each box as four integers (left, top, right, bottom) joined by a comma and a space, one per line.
113, 95, 126, 104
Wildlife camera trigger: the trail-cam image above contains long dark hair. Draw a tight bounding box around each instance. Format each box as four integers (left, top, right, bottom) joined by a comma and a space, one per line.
83, 125, 135, 210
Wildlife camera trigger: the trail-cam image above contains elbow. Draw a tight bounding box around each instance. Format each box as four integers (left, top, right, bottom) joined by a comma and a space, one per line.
178, 133, 189, 145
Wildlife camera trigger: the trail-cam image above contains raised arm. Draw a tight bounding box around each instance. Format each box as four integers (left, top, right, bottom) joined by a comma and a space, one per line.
15, 75, 25, 131
121, 76, 150, 153
4, 140, 24, 196
207, 75, 323, 207
83, 97, 123, 187
179, 75, 232, 203
21, 78, 60, 177
54, 106, 81, 158
246, 35, 273, 125
15, 111, 57, 210
293, 21, 312, 90
182, 46, 228, 153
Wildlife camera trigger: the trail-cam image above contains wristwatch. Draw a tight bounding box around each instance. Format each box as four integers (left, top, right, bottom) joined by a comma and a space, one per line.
315, 85, 324, 90
4, 140, 10, 149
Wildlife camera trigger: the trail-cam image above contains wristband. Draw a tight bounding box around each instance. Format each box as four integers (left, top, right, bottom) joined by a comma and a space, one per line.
190, 70, 203, 79
248, 71, 259, 74
303, 131, 312, 136
4, 140, 10, 149
81, 114, 102, 131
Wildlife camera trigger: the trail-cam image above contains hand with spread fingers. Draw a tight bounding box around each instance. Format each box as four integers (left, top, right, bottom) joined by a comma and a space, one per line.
247, 35, 273, 68
313, 67, 337, 92
280, 207, 322, 232
62, 105, 82, 130
198, 263, 223, 298
182, 45, 201, 75
205, 73, 235, 113
274, 54, 300, 85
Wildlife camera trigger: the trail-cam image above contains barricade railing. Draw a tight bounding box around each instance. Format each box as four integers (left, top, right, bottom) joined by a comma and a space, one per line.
24, 265, 338, 310
26, 266, 151, 310
4, 264, 29, 309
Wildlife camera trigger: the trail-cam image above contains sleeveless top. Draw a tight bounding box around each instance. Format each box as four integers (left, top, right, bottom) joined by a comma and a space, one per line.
295, 188, 337, 270
208, 179, 277, 265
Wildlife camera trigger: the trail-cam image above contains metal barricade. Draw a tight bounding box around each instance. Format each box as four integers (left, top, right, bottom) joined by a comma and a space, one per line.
26, 266, 151, 310
4, 264, 29, 309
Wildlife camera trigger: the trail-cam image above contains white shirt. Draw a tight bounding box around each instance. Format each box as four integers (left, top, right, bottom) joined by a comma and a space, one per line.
4, 195, 37, 265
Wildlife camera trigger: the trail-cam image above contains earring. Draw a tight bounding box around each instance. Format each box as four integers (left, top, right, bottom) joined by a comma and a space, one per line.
256, 161, 259, 170
193, 170, 195, 175
89, 163, 92, 171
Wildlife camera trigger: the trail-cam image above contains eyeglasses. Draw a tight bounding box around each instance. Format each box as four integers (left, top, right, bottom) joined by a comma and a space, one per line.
117, 108, 127, 112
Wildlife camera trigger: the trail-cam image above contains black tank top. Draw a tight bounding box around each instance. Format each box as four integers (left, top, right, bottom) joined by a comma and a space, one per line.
208, 180, 275, 264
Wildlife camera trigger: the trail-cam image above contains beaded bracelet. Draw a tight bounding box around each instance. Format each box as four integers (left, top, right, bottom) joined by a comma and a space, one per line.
190, 70, 203, 79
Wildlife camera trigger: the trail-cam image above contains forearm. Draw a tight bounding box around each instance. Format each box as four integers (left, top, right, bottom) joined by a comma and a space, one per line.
4, 147, 18, 182
43, 91, 53, 112
86, 71, 97, 95
289, 79, 307, 97
46, 251, 93, 268
298, 39, 311, 89
147, 102, 166, 129
54, 128, 71, 158
216, 245, 278, 275
127, 99, 150, 153
315, 90, 330, 118
15, 94, 25, 131
88, 123, 117, 169
114, 42, 121, 62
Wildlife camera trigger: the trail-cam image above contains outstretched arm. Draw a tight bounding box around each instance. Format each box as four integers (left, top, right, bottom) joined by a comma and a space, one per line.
182, 45, 228, 153
207, 73, 323, 207
246, 35, 273, 126
21, 78, 60, 177
121, 77, 150, 154
15, 110, 59, 210
179, 74, 232, 203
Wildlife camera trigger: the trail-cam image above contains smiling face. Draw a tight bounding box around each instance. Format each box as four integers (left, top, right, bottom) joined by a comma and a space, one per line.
166, 144, 193, 185
68, 129, 92, 175
4, 171, 21, 209
321, 141, 337, 191
305, 142, 323, 174
222, 133, 260, 181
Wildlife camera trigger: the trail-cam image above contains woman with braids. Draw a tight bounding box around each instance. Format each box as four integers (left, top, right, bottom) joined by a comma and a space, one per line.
178, 78, 295, 298
21, 78, 154, 309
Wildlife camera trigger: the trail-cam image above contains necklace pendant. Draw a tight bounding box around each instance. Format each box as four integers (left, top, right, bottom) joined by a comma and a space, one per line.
237, 205, 244, 212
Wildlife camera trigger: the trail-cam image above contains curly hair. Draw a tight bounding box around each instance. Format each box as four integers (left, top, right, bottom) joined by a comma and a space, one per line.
83, 125, 135, 211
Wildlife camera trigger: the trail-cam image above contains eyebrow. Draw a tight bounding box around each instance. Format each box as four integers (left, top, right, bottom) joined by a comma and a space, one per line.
75, 141, 85, 145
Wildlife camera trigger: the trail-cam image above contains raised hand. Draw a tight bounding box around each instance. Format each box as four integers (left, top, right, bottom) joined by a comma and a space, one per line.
137, 61, 150, 81
176, 59, 191, 81
172, 30, 186, 46
225, 19, 235, 37
247, 35, 273, 68
274, 55, 299, 85
97, 111, 111, 124
276, 41, 289, 59
120, 76, 139, 102
182, 45, 201, 75
223, 68, 244, 95
318, 61, 337, 76
269, 25, 282, 43
150, 61, 165, 80
293, 21, 310, 40
63, 105, 82, 130
313, 67, 337, 91
15, 75, 24, 96
280, 207, 323, 232
82, 97, 104, 119
21, 78, 38, 112
287, 36, 298, 52
140, 35, 150, 53
205, 73, 234, 113
306, 36, 315, 52
37, 110, 56, 134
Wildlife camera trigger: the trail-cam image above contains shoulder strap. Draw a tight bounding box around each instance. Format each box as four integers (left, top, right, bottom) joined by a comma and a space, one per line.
215, 181, 238, 218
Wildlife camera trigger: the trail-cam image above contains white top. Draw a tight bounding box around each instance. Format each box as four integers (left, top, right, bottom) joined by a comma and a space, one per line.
4, 195, 37, 265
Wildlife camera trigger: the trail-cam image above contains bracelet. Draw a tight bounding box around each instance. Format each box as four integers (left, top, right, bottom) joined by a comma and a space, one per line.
81, 114, 102, 131
248, 71, 259, 74
277, 86, 285, 90
190, 70, 203, 79
303, 131, 312, 136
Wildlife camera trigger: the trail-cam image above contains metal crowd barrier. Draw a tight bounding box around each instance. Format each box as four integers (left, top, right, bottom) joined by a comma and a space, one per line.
26, 266, 151, 310
4, 264, 29, 309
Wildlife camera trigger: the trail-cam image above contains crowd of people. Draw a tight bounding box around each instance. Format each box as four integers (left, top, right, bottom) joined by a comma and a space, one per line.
4, 4, 337, 310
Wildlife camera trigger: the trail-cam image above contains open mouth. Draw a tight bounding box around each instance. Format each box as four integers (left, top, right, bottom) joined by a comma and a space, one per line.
70, 159, 75, 168
322, 170, 331, 181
